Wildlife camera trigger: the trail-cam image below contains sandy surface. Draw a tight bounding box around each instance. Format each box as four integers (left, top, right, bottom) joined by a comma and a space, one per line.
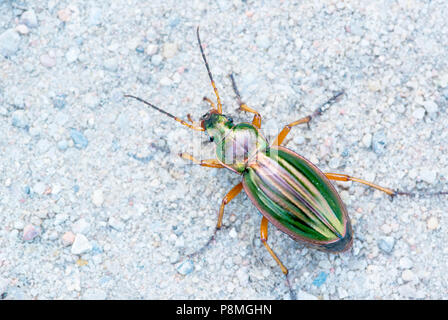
1, 0, 447, 299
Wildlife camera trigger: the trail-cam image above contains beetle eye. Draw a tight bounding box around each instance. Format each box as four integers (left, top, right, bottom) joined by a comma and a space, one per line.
227, 116, 233, 123
209, 136, 214, 142
200, 112, 210, 121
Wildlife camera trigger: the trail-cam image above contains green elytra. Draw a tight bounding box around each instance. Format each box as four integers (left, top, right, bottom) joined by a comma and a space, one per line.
125, 27, 406, 298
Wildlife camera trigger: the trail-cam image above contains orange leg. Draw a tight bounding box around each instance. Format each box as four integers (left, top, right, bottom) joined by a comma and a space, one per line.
260, 217, 296, 299
229, 73, 261, 129
203, 96, 216, 109
271, 91, 345, 146
186, 182, 243, 260
325, 173, 399, 196
260, 217, 288, 275
271, 116, 311, 146
179, 152, 225, 168
217, 182, 243, 229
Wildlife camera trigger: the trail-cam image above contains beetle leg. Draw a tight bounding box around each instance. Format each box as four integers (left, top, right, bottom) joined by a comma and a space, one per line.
271, 117, 311, 146
217, 182, 243, 229
260, 217, 296, 299
271, 91, 345, 146
203, 96, 216, 109
324, 173, 399, 196
185, 182, 243, 260
229, 73, 262, 129
260, 216, 289, 275
179, 152, 225, 168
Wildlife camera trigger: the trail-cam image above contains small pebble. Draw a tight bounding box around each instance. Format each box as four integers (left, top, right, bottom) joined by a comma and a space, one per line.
23, 224, 40, 241
103, 58, 118, 72
84, 92, 100, 109
70, 129, 88, 149
312, 271, 328, 287
177, 260, 194, 275
372, 130, 387, 155
338, 287, 349, 299
71, 234, 92, 255
294, 135, 305, 145
427, 217, 439, 230
402, 270, 416, 282
40, 54, 57, 68
88, 7, 102, 26
62, 231, 76, 246
328, 158, 340, 169
57, 8, 72, 22
53, 94, 67, 109
72, 218, 90, 234
412, 107, 426, 119
92, 189, 104, 207
256, 34, 271, 49
399, 257, 413, 269
76, 259, 88, 266
160, 76, 172, 86
20, 10, 38, 28
151, 54, 163, 66
163, 42, 177, 59
15, 24, 29, 35
419, 168, 437, 184
108, 216, 124, 231
66, 47, 80, 63
57, 140, 68, 151
423, 100, 438, 113
362, 133, 372, 148
146, 44, 158, 55
33, 182, 46, 195
229, 228, 237, 238
378, 236, 395, 253
0, 29, 21, 57
11, 110, 28, 129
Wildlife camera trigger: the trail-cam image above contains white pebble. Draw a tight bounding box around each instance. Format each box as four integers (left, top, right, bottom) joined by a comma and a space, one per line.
163, 42, 177, 59
412, 107, 425, 120
66, 47, 80, 63
40, 54, 56, 68
0, 29, 21, 57
423, 100, 438, 113
72, 218, 90, 234
160, 76, 172, 86
399, 257, 413, 269
362, 133, 372, 148
71, 234, 92, 255
427, 217, 439, 230
229, 228, 237, 238
419, 168, 437, 184
402, 270, 416, 282
92, 189, 104, 206
108, 216, 124, 231
20, 10, 38, 28
15, 24, 29, 35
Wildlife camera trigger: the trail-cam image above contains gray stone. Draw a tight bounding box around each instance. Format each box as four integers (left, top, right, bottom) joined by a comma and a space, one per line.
0, 29, 21, 57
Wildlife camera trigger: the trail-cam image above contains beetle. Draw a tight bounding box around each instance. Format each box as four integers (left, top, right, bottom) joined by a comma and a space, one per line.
125, 27, 416, 298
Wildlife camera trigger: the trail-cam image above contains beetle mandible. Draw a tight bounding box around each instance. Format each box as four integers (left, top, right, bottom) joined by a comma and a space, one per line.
125, 27, 418, 297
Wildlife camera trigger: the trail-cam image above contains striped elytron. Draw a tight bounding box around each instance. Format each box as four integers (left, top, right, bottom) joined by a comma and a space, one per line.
125, 27, 403, 296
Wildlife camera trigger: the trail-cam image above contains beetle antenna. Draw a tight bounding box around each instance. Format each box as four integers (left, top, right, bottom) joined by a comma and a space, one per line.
196, 26, 223, 114
124, 94, 204, 131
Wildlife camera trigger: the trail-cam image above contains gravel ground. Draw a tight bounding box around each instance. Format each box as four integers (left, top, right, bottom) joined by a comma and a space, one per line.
1, 0, 448, 300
